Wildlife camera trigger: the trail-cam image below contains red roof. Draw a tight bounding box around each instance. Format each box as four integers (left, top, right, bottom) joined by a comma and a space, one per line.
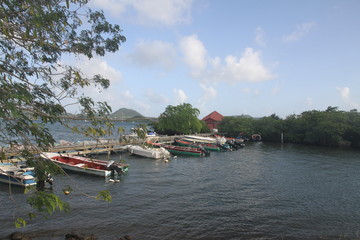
202, 111, 224, 122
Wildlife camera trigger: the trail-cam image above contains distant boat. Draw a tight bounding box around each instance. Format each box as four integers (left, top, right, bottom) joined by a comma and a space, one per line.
127, 145, 170, 159
41, 152, 128, 177
0, 163, 37, 187
175, 139, 221, 152
251, 134, 262, 141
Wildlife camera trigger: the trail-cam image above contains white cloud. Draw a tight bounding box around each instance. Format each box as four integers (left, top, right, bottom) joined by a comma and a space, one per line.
173, 88, 188, 103
179, 35, 276, 85
129, 40, 176, 70
208, 48, 276, 84
336, 87, 350, 100
335, 87, 360, 109
200, 84, 217, 100
282, 21, 316, 43
75, 57, 123, 84
307, 97, 313, 106
91, 0, 193, 26
131, 0, 193, 25
90, 0, 127, 18
255, 27, 266, 47
197, 84, 217, 112
144, 89, 169, 104
179, 34, 207, 77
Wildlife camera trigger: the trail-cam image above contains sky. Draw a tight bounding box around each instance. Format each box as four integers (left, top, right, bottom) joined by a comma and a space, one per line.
69, 0, 360, 118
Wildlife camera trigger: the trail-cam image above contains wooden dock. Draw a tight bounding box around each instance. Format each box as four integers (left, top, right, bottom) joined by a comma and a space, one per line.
1, 134, 212, 162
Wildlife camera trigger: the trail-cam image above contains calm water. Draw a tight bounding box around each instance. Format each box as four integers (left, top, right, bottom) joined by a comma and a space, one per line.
1, 132, 360, 239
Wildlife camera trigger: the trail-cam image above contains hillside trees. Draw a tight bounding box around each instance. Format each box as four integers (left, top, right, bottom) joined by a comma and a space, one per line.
0, 0, 125, 225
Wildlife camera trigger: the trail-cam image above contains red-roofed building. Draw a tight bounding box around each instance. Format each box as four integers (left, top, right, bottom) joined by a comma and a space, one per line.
202, 111, 224, 131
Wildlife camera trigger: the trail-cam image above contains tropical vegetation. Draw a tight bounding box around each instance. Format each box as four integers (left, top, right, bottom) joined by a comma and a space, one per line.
0, 0, 125, 226
219, 107, 360, 148
152, 103, 210, 135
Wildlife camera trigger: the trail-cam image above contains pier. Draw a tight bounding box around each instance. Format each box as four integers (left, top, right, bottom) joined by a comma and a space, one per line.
1, 134, 212, 162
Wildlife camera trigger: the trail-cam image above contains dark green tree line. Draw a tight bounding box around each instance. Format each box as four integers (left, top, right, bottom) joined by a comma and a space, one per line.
218, 107, 360, 147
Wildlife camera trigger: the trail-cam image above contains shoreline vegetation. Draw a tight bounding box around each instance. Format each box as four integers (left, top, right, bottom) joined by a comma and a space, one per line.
218, 107, 360, 149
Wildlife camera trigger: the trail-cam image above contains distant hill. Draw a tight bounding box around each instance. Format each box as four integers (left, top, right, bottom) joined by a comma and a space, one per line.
110, 108, 144, 119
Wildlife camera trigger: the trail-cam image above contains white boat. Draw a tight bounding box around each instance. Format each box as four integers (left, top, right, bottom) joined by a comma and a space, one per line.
40, 152, 129, 177
0, 163, 37, 187
183, 135, 218, 144
127, 145, 170, 159
184, 135, 227, 145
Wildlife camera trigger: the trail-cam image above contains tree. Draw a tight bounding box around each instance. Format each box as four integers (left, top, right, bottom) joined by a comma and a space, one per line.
254, 114, 283, 142
0, 0, 125, 226
155, 103, 202, 135
218, 116, 255, 138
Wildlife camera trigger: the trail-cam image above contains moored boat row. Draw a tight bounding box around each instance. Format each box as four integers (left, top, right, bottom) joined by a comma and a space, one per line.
0, 134, 247, 187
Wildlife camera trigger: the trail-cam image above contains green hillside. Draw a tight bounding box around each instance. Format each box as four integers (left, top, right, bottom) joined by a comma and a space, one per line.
110, 108, 144, 119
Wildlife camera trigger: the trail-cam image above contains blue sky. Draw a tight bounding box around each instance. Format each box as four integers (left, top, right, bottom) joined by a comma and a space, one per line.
71, 0, 360, 118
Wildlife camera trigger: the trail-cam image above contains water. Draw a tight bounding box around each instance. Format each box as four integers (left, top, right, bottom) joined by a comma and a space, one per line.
1, 127, 360, 239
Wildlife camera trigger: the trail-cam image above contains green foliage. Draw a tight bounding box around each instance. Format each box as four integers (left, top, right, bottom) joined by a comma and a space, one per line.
27, 192, 70, 215
0, 0, 126, 151
219, 116, 255, 137
96, 190, 112, 202
155, 103, 202, 135
254, 114, 283, 142
15, 218, 27, 228
199, 120, 211, 133
219, 107, 360, 147
0, 0, 126, 227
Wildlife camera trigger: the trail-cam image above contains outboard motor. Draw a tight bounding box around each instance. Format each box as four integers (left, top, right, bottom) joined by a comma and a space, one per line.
108, 162, 123, 175
45, 174, 54, 186
226, 140, 238, 149
199, 145, 210, 156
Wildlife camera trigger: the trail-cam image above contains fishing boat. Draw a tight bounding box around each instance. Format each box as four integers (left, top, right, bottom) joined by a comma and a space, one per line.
183, 135, 232, 150
40, 152, 128, 177
127, 145, 170, 159
175, 139, 221, 152
0, 163, 36, 187
149, 142, 209, 157
183, 135, 218, 144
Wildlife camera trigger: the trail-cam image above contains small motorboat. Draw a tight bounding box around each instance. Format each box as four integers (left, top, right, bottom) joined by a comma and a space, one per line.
127, 145, 170, 159
175, 139, 221, 152
0, 163, 37, 187
149, 142, 209, 157
41, 152, 128, 177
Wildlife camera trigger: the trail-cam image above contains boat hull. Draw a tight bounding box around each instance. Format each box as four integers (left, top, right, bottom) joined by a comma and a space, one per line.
0, 163, 36, 187
41, 152, 128, 177
127, 145, 170, 159
176, 139, 221, 152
